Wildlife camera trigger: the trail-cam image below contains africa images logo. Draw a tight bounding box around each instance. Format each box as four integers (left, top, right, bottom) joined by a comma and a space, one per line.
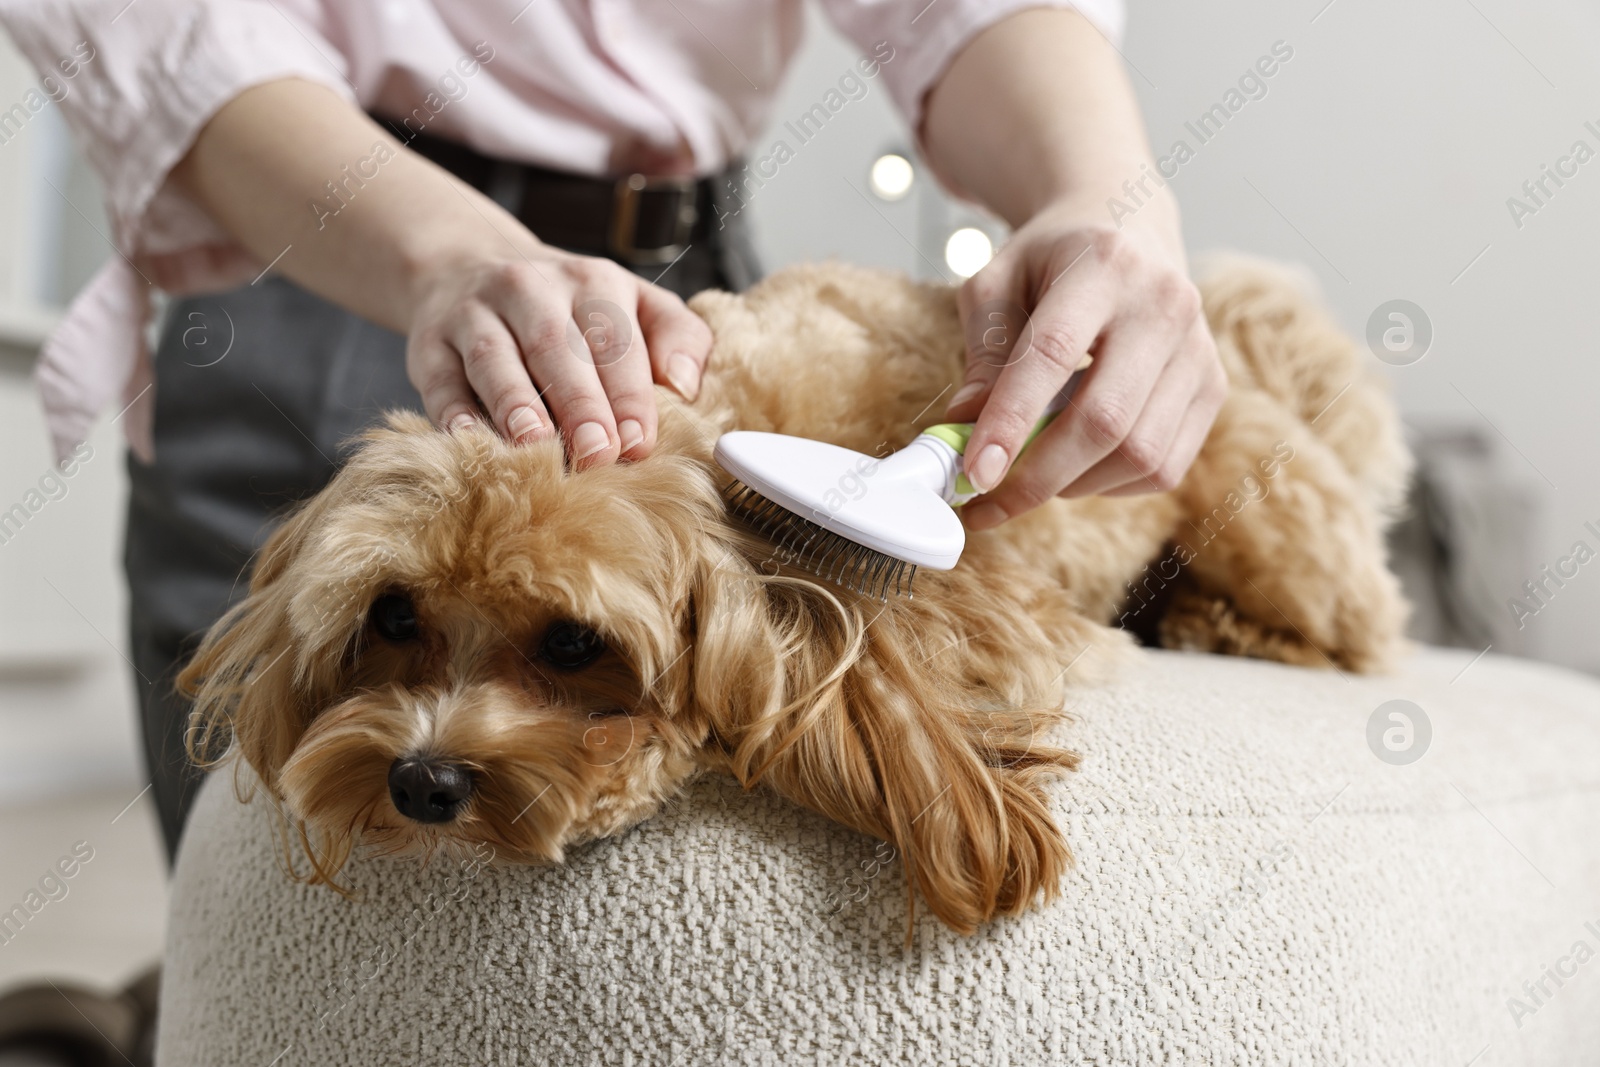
1505, 120, 1600, 230
1107, 40, 1295, 228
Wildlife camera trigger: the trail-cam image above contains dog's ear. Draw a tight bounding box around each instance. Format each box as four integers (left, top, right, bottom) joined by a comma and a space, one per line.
687, 554, 1076, 934
180, 413, 451, 790
178, 492, 351, 792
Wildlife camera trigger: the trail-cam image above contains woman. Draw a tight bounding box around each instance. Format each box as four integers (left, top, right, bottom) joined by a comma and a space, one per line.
0, 3, 1224, 1060
2, 0, 1219, 863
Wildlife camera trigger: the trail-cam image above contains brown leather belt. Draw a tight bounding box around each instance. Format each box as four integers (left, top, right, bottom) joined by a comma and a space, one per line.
386, 121, 721, 266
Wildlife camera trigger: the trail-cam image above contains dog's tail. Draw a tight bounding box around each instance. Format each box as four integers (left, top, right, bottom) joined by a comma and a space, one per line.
1196, 254, 1412, 522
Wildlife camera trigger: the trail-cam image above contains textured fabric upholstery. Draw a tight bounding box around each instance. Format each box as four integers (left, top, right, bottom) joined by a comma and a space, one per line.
157, 648, 1600, 1066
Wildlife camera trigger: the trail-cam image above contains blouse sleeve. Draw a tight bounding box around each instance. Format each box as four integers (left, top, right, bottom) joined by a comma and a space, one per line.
0, 0, 356, 259
813, 0, 1126, 135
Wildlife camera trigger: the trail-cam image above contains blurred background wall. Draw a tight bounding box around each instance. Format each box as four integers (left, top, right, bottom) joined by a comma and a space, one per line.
0, 31, 167, 989
749, 0, 1600, 677
0, 0, 1595, 819
0, 35, 136, 809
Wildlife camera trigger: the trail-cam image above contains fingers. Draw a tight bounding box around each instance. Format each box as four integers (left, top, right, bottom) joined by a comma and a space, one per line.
1085, 319, 1225, 496
1102, 352, 1227, 498
638, 283, 713, 402
953, 224, 1219, 529
1054, 327, 1201, 498
491, 259, 674, 469
960, 258, 1118, 499
489, 271, 620, 469
1100, 397, 1212, 498
408, 333, 483, 435
569, 282, 655, 459
410, 256, 690, 467
439, 309, 555, 444
945, 260, 1034, 422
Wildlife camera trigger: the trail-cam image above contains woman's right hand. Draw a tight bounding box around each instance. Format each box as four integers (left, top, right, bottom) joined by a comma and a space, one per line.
172, 79, 713, 469
404, 243, 713, 468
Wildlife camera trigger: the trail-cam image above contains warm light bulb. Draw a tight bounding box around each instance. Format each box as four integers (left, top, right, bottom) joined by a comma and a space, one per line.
944, 227, 993, 278
868, 154, 914, 201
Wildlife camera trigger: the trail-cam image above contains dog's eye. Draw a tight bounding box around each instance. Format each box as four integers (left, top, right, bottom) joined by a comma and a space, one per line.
370, 593, 419, 642
539, 621, 605, 670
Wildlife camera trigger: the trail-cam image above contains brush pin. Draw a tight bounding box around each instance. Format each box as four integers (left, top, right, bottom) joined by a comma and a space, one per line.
721, 480, 917, 601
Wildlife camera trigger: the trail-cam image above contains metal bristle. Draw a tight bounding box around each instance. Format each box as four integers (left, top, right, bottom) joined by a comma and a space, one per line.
722, 479, 918, 601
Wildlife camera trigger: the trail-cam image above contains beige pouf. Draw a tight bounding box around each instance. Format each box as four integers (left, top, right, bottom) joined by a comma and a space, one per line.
156, 648, 1600, 1066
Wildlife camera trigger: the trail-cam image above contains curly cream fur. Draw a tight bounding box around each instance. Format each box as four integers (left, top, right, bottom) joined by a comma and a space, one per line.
181, 258, 1409, 934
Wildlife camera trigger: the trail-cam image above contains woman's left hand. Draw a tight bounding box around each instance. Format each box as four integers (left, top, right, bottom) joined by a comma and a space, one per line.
944, 202, 1227, 532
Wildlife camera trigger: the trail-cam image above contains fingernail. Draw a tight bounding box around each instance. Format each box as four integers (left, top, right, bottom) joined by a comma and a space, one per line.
946, 381, 984, 412
966, 443, 1009, 493
963, 501, 1005, 530
667, 353, 700, 400
507, 405, 542, 441
448, 412, 476, 434
571, 421, 611, 461
618, 418, 644, 453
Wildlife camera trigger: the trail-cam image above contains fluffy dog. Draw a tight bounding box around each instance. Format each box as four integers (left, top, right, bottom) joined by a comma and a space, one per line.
182, 258, 1410, 934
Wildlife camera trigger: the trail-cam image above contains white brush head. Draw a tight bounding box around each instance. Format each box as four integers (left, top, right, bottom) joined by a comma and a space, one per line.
713, 431, 966, 570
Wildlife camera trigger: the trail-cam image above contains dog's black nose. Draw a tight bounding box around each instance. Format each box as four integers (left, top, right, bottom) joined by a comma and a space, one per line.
388, 758, 473, 823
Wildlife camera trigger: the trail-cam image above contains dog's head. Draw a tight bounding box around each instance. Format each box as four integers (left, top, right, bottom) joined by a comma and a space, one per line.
182, 407, 1075, 933
180, 408, 731, 873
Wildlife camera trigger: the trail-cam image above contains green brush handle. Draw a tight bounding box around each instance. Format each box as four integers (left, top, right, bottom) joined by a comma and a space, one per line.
920, 414, 1056, 500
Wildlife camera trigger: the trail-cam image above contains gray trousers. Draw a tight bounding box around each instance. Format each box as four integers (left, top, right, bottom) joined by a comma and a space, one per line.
127, 235, 757, 862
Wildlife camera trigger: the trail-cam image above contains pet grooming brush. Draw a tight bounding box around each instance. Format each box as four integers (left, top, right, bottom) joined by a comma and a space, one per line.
715, 380, 1077, 600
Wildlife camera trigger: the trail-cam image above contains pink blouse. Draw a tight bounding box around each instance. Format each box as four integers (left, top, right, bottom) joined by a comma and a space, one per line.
0, 0, 1122, 463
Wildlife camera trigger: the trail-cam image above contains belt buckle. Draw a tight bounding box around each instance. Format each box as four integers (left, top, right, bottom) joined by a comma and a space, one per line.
610, 173, 698, 266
